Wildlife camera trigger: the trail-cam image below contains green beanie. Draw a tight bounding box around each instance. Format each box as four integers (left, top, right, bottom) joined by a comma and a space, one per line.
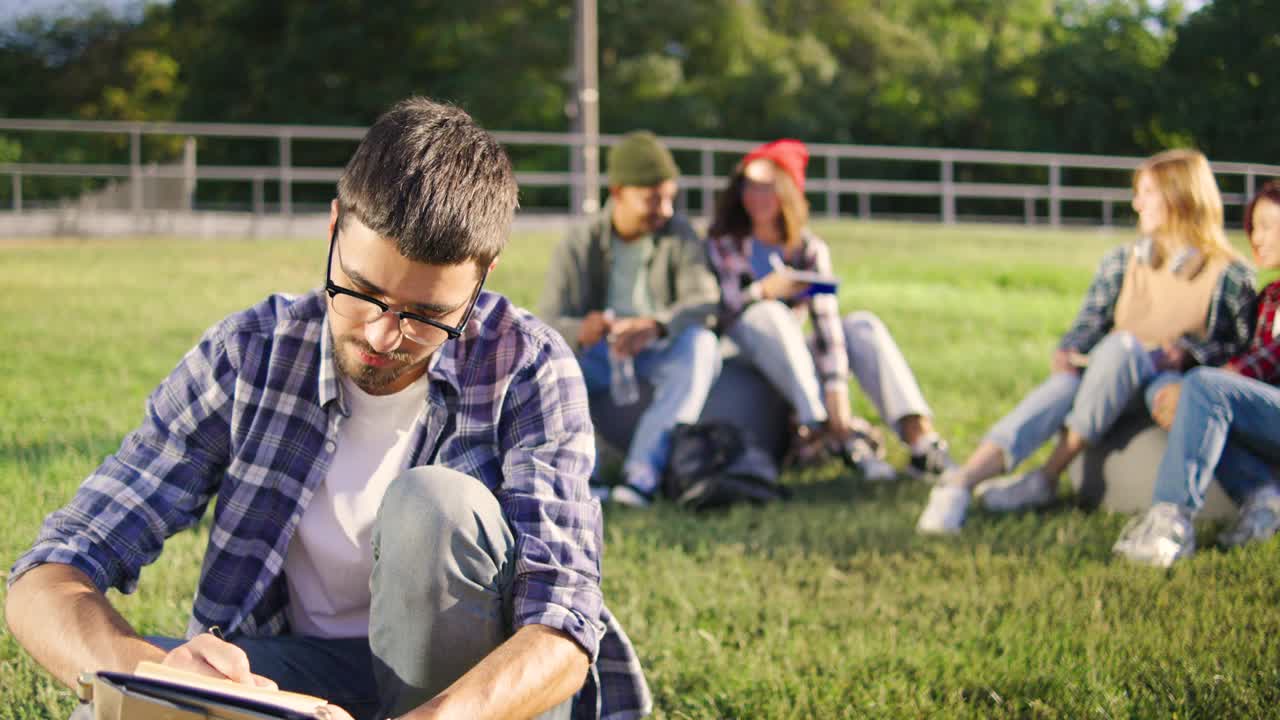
607, 130, 680, 187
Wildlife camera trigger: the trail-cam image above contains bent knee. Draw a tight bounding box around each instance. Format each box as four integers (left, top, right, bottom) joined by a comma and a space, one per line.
1097, 330, 1144, 355
379, 466, 500, 538
673, 325, 722, 363
842, 310, 887, 337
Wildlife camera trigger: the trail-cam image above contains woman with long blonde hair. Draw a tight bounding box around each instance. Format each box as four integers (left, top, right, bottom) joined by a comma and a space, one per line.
1114, 181, 1280, 566
707, 139, 954, 480
919, 148, 1257, 533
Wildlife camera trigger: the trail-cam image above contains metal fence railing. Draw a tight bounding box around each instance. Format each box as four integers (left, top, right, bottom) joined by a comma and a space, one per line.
3, 117, 1280, 227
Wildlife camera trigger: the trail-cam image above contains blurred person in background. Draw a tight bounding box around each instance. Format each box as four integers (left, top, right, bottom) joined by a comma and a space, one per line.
6, 98, 649, 720
1114, 181, 1280, 566
706, 139, 955, 482
540, 130, 722, 509
919, 149, 1256, 534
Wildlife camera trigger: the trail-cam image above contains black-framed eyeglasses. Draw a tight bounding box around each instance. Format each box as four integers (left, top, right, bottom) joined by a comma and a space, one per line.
324, 217, 488, 348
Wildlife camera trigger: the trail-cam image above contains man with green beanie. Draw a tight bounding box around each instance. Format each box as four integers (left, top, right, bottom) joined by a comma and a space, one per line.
541, 130, 722, 507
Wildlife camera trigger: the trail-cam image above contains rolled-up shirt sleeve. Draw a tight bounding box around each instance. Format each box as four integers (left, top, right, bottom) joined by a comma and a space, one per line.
8, 325, 234, 594
496, 335, 604, 660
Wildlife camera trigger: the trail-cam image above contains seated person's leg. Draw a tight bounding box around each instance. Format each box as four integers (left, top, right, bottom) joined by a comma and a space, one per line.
917, 371, 1080, 533
841, 310, 953, 475
625, 326, 723, 495
728, 300, 827, 425
369, 466, 570, 720
982, 332, 1157, 513
1058, 331, 1158, 462
1116, 367, 1280, 565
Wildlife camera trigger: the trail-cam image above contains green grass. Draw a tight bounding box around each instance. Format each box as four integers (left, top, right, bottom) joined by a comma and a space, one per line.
2, 222, 1278, 719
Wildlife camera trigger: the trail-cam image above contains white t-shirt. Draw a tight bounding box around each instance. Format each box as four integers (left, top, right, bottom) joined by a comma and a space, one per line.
284, 372, 430, 638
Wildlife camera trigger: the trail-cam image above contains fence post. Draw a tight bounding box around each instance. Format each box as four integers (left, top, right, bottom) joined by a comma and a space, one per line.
1246, 169, 1256, 209
1023, 194, 1035, 225
825, 154, 838, 219
858, 191, 870, 220
182, 137, 197, 212
130, 128, 143, 218
253, 175, 265, 217
941, 156, 955, 224
12, 171, 21, 213
1102, 200, 1113, 228
1048, 161, 1061, 228
279, 133, 292, 217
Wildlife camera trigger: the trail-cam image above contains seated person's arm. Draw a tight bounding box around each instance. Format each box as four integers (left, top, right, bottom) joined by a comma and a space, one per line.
421, 336, 603, 718
7, 564, 282, 692
539, 231, 599, 350
5, 563, 167, 688
7, 324, 242, 687
400, 625, 588, 720
1058, 245, 1128, 364
1177, 263, 1257, 368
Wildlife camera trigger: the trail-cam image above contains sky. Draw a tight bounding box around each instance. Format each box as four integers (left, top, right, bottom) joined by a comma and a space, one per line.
0, 0, 162, 26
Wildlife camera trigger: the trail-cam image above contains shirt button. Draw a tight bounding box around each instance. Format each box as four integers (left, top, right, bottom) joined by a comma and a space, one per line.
324, 441, 337, 453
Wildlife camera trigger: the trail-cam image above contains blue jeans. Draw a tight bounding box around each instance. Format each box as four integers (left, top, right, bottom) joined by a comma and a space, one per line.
579, 326, 722, 492
1151, 367, 1280, 511
98, 467, 573, 720
985, 332, 1168, 469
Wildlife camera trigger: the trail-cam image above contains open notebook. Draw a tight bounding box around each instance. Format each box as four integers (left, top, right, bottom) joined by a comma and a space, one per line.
81, 661, 330, 720
767, 254, 839, 296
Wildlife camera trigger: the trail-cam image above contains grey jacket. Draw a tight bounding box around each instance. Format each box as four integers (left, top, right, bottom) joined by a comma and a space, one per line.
540, 202, 721, 350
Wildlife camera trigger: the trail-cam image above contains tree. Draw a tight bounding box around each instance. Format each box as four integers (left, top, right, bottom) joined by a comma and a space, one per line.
1160, 0, 1280, 163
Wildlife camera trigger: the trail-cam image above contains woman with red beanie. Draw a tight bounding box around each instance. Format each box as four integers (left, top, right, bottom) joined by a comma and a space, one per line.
706, 139, 955, 480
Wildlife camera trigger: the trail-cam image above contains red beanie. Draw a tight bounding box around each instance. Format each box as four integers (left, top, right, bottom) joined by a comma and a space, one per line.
743, 139, 809, 192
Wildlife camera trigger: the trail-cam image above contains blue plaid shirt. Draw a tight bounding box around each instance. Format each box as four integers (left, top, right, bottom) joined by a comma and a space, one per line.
10, 289, 651, 720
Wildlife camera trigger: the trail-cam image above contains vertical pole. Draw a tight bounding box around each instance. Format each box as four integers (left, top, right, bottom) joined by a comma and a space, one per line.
130, 128, 143, 217
253, 175, 265, 217
941, 156, 955, 224
858, 192, 870, 220
825, 154, 838, 219
1245, 170, 1256, 223
12, 171, 21, 213
1024, 195, 1035, 225
279, 133, 292, 217
1102, 200, 1113, 228
576, 0, 600, 215
701, 146, 714, 221
182, 136, 197, 212
1049, 161, 1062, 229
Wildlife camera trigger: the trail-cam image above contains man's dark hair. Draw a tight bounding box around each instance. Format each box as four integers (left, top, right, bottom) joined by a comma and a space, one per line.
337, 97, 518, 268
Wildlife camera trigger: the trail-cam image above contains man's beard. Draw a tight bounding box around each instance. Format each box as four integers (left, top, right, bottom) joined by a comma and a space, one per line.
333, 334, 426, 393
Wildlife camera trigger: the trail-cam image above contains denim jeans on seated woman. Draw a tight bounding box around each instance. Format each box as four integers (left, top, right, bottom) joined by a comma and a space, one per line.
1150, 367, 1280, 512
985, 331, 1164, 470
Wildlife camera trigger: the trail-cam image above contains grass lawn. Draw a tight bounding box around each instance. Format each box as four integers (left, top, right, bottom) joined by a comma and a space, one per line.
2, 221, 1278, 719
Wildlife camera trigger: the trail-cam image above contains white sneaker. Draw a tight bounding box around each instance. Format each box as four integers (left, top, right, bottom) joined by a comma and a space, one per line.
917, 483, 970, 534
977, 468, 1055, 513
1220, 485, 1280, 549
1113, 502, 1195, 567
609, 484, 653, 509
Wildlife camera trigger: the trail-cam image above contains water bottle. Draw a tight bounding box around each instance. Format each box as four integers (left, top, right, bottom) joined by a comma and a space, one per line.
604, 309, 640, 406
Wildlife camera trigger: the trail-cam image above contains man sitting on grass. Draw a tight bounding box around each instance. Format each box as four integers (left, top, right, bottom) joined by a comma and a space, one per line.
540, 130, 722, 507
6, 97, 649, 720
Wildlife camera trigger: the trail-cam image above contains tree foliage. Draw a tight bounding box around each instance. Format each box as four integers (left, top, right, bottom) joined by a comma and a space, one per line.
0, 0, 1275, 167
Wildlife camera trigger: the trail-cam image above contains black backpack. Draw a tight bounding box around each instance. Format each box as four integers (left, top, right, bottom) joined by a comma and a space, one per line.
662, 422, 788, 511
